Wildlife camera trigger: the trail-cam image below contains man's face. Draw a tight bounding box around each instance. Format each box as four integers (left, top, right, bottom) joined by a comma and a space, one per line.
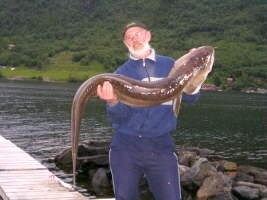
123, 26, 151, 58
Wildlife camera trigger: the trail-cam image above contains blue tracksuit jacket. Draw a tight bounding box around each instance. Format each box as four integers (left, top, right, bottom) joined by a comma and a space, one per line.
107, 52, 200, 152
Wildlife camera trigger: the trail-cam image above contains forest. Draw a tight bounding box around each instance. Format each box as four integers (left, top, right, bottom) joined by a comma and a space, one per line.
0, 0, 266, 90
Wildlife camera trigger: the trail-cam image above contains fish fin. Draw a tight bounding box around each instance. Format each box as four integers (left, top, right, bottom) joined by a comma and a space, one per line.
173, 94, 182, 117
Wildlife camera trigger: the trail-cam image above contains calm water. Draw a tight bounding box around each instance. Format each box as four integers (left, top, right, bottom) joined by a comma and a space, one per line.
0, 81, 266, 181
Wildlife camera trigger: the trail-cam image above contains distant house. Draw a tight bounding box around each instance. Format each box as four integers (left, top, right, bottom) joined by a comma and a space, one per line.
201, 84, 220, 91
7, 44, 16, 50
226, 77, 235, 84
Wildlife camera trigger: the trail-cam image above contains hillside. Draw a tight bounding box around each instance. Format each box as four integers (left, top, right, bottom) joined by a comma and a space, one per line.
0, 0, 266, 90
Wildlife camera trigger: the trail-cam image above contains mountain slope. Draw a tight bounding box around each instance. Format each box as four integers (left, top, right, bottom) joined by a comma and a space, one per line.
0, 0, 266, 89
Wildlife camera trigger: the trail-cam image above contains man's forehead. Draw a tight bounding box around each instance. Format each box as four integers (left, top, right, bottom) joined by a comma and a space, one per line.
124, 26, 146, 35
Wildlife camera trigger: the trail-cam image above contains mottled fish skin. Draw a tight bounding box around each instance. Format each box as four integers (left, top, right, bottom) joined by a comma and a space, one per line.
71, 46, 215, 185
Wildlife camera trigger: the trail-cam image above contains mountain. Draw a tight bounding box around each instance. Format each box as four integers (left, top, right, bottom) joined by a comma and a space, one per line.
0, 0, 266, 90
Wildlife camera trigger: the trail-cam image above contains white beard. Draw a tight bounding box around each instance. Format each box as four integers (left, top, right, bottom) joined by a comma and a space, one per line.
128, 43, 151, 59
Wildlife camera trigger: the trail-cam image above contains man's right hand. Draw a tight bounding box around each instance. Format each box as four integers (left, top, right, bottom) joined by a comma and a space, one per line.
97, 81, 118, 105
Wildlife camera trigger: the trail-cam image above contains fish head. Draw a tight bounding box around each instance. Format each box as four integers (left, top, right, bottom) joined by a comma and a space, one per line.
181, 46, 215, 94
189, 46, 214, 72
169, 46, 214, 78
167, 46, 215, 95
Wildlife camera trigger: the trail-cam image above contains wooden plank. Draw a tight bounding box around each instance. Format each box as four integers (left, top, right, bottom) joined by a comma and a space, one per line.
0, 135, 87, 200
0, 135, 115, 200
0, 137, 46, 171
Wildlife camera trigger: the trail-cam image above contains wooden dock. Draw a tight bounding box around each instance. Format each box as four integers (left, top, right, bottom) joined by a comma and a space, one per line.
0, 135, 114, 200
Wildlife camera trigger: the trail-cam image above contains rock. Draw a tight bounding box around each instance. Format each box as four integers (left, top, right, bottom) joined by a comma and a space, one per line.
88, 168, 98, 181
177, 147, 216, 158
234, 181, 267, 190
78, 154, 109, 166
254, 171, 267, 186
55, 142, 110, 171
181, 189, 194, 200
238, 165, 267, 186
196, 172, 232, 199
79, 142, 110, 156
232, 185, 260, 199
190, 158, 217, 186
179, 165, 195, 191
238, 165, 265, 174
207, 192, 238, 200
179, 164, 191, 175
234, 181, 267, 197
86, 140, 111, 148
234, 171, 254, 183
261, 188, 267, 198
212, 160, 238, 173
211, 161, 225, 172
178, 151, 198, 167
224, 171, 237, 179
91, 168, 112, 196
197, 148, 215, 158
55, 147, 72, 171
222, 160, 238, 171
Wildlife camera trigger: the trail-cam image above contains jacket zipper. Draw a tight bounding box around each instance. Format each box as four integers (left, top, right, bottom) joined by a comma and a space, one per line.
143, 59, 151, 82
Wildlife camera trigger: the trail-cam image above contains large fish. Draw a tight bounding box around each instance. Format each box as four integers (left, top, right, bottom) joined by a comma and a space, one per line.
71, 46, 215, 185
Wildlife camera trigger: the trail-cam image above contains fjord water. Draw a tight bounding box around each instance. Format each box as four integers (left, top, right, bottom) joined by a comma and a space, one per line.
0, 81, 266, 180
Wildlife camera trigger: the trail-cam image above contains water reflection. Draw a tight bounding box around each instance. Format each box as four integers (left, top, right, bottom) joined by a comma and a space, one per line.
175, 91, 267, 168
0, 81, 266, 181
0, 82, 110, 195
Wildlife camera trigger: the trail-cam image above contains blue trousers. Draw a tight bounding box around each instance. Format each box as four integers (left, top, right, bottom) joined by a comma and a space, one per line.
109, 149, 182, 200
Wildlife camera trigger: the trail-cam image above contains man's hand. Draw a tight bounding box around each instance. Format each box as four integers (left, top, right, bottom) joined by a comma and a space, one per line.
97, 81, 118, 105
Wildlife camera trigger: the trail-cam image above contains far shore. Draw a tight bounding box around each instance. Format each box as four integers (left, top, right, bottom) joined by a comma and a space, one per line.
1, 75, 267, 95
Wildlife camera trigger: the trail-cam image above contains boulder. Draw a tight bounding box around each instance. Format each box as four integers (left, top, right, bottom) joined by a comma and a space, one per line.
261, 188, 267, 198
234, 171, 254, 183
207, 193, 238, 200
190, 158, 217, 186
222, 160, 238, 171
178, 150, 198, 167
234, 181, 267, 199
55, 142, 110, 171
255, 171, 267, 186
177, 146, 216, 159
232, 185, 260, 199
91, 168, 113, 196
212, 160, 238, 173
197, 172, 232, 199
179, 165, 195, 191
238, 165, 267, 186
78, 154, 109, 166
55, 147, 73, 171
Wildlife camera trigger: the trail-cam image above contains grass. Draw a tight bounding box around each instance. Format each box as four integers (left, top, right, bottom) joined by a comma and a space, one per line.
0, 51, 106, 82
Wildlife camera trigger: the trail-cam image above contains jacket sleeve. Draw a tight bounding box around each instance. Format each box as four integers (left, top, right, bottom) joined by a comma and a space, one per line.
182, 92, 200, 103
106, 102, 132, 124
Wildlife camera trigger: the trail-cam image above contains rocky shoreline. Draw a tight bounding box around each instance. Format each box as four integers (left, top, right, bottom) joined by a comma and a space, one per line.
55, 140, 267, 200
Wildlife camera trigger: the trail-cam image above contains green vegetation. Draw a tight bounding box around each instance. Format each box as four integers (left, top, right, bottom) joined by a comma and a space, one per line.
0, 0, 266, 89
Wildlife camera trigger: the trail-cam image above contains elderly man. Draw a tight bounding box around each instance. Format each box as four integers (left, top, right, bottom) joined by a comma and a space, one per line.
97, 21, 200, 200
